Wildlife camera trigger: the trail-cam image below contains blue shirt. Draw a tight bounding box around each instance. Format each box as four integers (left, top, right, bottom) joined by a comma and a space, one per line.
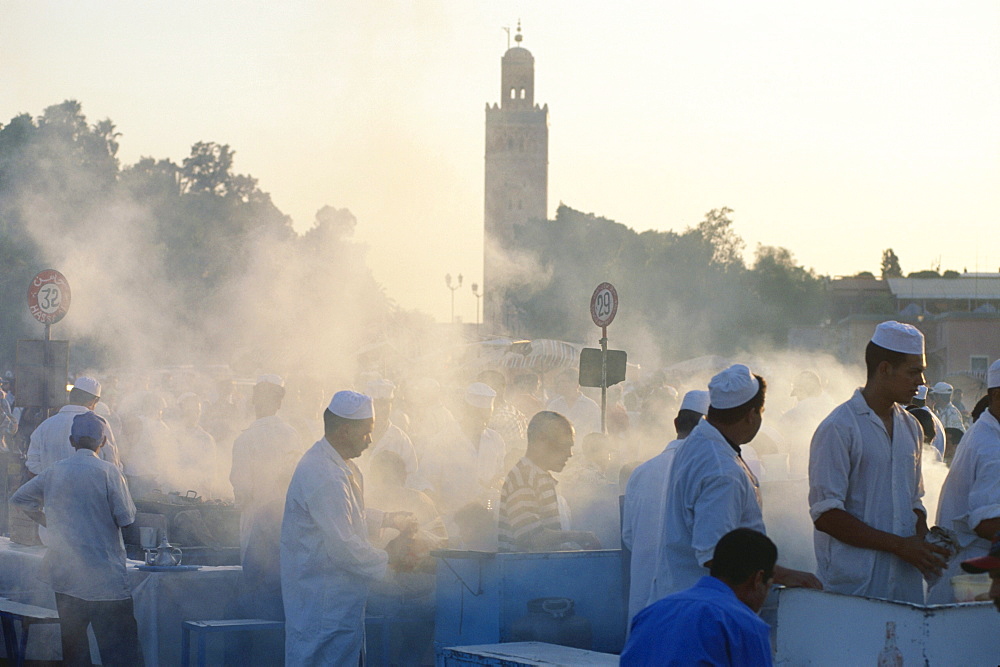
620, 576, 772, 666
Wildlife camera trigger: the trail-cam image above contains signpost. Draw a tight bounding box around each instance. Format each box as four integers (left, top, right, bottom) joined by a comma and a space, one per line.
589, 282, 619, 434
18, 270, 72, 413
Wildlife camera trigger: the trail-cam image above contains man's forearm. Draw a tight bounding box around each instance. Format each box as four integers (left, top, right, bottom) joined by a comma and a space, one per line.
814, 508, 902, 554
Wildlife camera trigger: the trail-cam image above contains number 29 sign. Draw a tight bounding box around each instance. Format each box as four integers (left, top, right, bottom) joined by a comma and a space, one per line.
590, 282, 618, 328
27, 269, 72, 325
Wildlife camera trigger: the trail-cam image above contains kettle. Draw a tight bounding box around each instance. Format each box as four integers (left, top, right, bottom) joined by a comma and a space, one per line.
153, 536, 183, 567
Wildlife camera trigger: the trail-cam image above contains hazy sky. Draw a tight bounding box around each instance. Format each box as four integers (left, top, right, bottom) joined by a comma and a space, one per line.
5, 1, 999, 324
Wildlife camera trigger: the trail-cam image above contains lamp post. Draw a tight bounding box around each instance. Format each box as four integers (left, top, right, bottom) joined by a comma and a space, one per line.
471, 282, 482, 327
445, 273, 463, 323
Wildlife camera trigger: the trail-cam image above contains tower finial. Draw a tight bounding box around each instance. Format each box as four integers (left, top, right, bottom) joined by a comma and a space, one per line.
514, 19, 522, 44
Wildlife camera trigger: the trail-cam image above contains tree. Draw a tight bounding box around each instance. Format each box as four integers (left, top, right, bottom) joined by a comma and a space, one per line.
880, 248, 903, 279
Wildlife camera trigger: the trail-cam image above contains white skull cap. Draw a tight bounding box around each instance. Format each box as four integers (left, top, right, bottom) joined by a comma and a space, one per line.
679, 390, 710, 415
930, 382, 953, 395
366, 379, 396, 401
915, 385, 929, 401
465, 382, 497, 410
988, 360, 1000, 389
257, 374, 284, 388
328, 390, 374, 420
871, 321, 925, 356
73, 376, 101, 398
708, 364, 760, 410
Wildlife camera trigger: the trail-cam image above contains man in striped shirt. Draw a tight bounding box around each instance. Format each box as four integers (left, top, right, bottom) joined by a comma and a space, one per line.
498, 411, 601, 552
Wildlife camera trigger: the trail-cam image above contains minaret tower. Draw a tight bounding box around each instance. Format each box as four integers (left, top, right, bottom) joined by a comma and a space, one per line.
484, 22, 549, 334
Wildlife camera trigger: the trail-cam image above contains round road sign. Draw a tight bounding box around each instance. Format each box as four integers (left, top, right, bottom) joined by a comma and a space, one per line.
27, 269, 71, 325
590, 282, 618, 328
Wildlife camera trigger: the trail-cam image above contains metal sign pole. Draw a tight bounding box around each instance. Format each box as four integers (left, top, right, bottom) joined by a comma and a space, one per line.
600, 325, 608, 434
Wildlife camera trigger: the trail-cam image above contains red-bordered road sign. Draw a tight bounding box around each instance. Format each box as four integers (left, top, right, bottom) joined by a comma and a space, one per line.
590, 282, 618, 328
27, 270, 71, 325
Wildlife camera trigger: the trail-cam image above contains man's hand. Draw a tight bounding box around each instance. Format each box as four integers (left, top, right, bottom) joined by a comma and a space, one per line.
893, 535, 949, 578
773, 565, 823, 590
382, 511, 418, 534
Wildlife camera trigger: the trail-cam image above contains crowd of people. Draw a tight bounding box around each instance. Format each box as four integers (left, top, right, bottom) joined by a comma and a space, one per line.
1, 317, 998, 665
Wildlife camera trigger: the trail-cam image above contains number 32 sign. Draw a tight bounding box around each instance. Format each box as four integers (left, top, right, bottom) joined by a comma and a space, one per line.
27, 269, 72, 325
590, 282, 618, 328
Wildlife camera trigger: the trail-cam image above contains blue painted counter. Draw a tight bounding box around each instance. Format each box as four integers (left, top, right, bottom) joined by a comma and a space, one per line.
433, 549, 626, 655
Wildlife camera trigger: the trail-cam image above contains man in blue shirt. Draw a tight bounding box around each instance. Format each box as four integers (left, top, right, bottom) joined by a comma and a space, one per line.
620, 528, 776, 666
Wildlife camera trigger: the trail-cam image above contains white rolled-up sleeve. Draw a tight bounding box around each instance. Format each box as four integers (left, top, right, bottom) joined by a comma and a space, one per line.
808, 421, 853, 522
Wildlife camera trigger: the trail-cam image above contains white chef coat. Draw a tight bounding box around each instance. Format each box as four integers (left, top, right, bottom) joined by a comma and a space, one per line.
927, 408, 1000, 603
11, 448, 135, 600
281, 439, 387, 666
809, 389, 926, 603
26, 405, 121, 474
547, 392, 602, 444
649, 420, 765, 603
420, 422, 506, 514
231, 415, 302, 557
622, 438, 683, 623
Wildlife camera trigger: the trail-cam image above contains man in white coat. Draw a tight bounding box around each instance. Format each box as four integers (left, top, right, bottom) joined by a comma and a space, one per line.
928, 359, 1000, 602
230, 375, 301, 559
281, 390, 412, 665
650, 365, 821, 604
26, 377, 121, 474
809, 321, 949, 603
622, 389, 708, 624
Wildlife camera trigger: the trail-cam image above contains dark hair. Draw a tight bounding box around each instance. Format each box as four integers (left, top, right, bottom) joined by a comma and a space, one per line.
68, 387, 98, 406
972, 392, 993, 422
710, 528, 777, 585
323, 409, 356, 436
674, 409, 703, 438
526, 411, 571, 451
70, 435, 101, 451
864, 341, 910, 379
905, 406, 935, 444
707, 375, 767, 425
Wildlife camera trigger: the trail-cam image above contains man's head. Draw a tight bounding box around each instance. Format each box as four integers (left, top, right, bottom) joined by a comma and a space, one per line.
710, 528, 778, 613
323, 391, 375, 460
252, 374, 285, 418
906, 405, 936, 445
462, 382, 496, 432
791, 370, 822, 401
707, 365, 767, 445
960, 532, 1000, 613
68, 376, 101, 409
370, 450, 407, 489
512, 372, 539, 396
986, 359, 1000, 424
477, 370, 508, 403
930, 382, 954, 408
910, 385, 929, 408
675, 390, 709, 439
865, 321, 926, 404
69, 411, 107, 452
526, 411, 575, 473
366, 379, 396, 428
177, 392, 202, 429
553, 368, 579, 400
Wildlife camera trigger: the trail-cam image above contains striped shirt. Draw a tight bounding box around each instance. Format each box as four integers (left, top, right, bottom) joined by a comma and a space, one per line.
498, 457, 561, 552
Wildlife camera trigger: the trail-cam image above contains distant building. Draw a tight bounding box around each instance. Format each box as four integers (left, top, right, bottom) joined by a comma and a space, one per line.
823, 274, 1000, 388
484, 23, 549, 335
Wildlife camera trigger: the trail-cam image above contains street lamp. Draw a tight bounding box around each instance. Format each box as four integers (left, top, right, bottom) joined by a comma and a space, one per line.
445, 273, 463, 323
471, 282, 482, 327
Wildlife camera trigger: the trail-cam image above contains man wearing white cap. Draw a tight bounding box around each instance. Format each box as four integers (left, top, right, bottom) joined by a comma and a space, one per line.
230, 375, 302, 559
809, 321, 949, 602
927, 360, 1000, 603
622, 389, 708, 624
650, 366, 821, 603
281, 390, 413, 665
420, 382, 506, 516
929, 381, 966, 435
26, 377, 121, 475
909, 385, 947, 458
355, 379, 421, 488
